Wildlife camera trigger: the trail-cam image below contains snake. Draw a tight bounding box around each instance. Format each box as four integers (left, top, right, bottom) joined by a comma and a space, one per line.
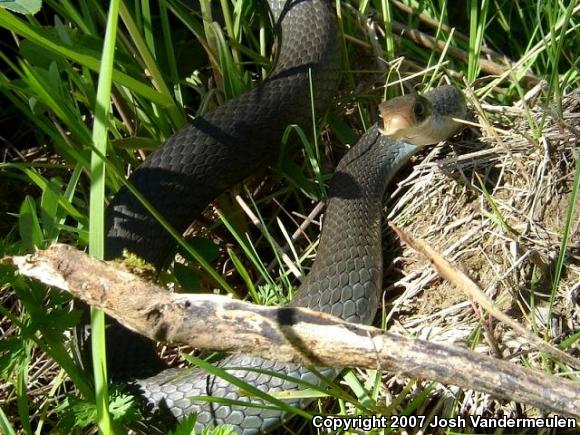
100, 0, 466, 433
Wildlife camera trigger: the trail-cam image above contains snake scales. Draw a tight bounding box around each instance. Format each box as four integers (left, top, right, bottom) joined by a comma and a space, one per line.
100, 0, 465, 432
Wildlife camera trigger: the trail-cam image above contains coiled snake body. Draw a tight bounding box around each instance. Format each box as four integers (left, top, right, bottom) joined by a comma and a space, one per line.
102, 0, 465, 432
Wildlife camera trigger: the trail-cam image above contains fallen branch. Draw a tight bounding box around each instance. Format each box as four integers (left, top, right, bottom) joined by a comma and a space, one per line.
4, 244, 580, 418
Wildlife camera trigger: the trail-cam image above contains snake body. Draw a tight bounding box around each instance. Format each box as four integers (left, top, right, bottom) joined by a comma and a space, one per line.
106, 0, 340, 266
102, 1, 465, 433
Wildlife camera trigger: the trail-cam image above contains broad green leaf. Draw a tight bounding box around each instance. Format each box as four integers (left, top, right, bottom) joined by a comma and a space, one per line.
40, 178, 61, 242
211, 21, 249, 100
202, 424, 237, 435
2, 164, 86, 224
0, 406, 17, 435
0, 0, 41, 15
227, 248, 258, 302
279, 159, 320, 201
327, 112, 359, 145
18, 196, 43, 251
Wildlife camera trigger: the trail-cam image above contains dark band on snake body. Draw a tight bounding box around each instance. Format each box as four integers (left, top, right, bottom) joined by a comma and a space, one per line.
99, 0, 465, 433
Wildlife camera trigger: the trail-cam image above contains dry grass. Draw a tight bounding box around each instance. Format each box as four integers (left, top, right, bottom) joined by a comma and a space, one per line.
377, 88, 579, 420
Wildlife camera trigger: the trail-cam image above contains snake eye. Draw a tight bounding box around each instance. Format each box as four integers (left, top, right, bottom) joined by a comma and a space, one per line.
413, 100, 426, 122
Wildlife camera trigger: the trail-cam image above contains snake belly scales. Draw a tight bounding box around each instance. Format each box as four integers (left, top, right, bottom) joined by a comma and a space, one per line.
101, 0, 464, 433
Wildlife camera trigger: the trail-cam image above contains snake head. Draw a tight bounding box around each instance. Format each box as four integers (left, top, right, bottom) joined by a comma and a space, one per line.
378, 94, 432, 140
379, 87, 466, 146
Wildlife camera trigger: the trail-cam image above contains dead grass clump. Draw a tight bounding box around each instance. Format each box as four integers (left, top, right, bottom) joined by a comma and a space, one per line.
384, 88, 579, 418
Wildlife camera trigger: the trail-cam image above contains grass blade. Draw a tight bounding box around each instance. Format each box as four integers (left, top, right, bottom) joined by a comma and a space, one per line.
88, 0, 121, 432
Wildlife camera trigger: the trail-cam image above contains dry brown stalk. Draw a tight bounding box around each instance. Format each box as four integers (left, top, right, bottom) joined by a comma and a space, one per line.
5, 244, 580, 419
390, 21, 539, 86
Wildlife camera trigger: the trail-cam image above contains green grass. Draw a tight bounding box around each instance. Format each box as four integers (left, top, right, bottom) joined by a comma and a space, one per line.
88, 0, 121, 433
0, 0, 579, 434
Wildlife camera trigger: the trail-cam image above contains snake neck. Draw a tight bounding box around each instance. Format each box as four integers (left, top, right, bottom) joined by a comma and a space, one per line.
292, 125, 421, 324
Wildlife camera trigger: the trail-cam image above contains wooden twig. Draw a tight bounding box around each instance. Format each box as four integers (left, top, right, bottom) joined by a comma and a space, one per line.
390, 21, 539, 86
4, 244, 580, 418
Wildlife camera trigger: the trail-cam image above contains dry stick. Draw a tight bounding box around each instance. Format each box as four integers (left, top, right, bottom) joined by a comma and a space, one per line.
390, 0, 498, 56
289, 202, 324, 242
344, 2, 511, 84
388, 223, 580, 371
5, 244, 580, 418
390, 21, 539, 85
479, 104, 529, 116
514, 79, 549, 109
